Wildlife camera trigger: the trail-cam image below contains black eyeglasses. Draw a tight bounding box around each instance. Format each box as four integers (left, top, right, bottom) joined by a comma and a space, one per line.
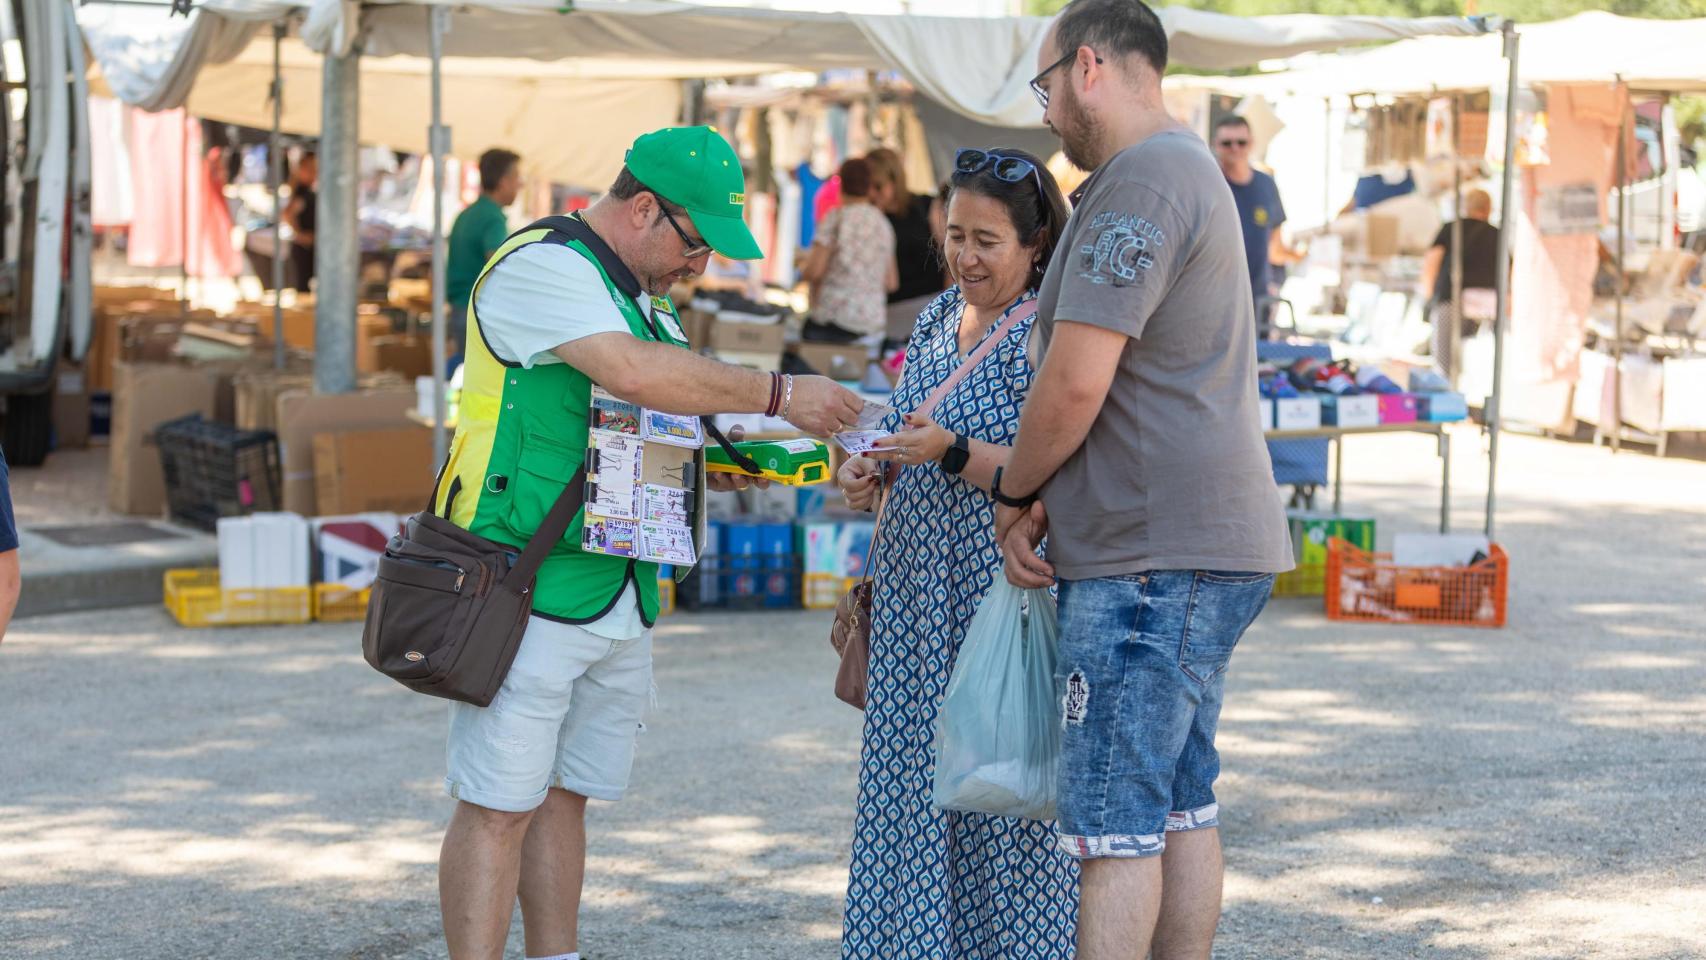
1030, 48, 1103, 109
654, 196, 713, 259
955, 149, 1044, 194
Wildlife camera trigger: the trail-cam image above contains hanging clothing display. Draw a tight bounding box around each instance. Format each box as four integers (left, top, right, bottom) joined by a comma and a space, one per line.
89, 97, 135, 227
1506, 83, 1626, 431
125, 107, 241, 278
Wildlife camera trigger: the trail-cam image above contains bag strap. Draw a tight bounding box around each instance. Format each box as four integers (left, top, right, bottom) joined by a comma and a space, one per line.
503, 466, 588, 590
857, 472, 890, 586
917, 298, 1039, 418
702, 418, 763, 475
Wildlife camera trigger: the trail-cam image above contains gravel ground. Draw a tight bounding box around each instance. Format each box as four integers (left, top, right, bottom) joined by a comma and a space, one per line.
2, 425, 1704, 959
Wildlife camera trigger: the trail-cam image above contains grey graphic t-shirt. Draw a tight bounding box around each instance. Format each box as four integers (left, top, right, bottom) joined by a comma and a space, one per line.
1032, 130, 1293, 579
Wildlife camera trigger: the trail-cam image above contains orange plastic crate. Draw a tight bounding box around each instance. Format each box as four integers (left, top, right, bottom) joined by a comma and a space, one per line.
1325, 537, 1507, 628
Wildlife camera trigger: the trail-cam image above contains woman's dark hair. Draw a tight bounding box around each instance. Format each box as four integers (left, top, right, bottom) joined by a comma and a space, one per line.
947, 147, 1069, 290
838, 157, 874, 199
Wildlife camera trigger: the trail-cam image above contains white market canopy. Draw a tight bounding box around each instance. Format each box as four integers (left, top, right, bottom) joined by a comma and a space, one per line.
84, 0, 1486, 129
1198, 10, 1706, 99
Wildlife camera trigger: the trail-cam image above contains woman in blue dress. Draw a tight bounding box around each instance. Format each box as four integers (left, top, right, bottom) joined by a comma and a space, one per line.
836, 148, 1076, 959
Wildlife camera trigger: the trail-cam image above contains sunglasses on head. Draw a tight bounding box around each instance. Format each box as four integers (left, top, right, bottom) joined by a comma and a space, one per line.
1218, 138, 1250, 148
955, 149, 1043, 192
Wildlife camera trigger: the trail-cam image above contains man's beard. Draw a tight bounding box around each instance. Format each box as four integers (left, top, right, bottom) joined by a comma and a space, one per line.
1053, 84, 1102, 172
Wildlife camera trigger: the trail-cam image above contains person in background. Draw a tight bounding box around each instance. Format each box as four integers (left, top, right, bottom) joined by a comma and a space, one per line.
864, 147, 948, 351
800, 157, 898, 344
1419, 188, 1501, 379
836, 146, 1076, 959
999, 2, 1293, 956
1212, 116, 1306, 335
281, 151, 318, 292
446, 149, 523, 367
0, 446, 20, 642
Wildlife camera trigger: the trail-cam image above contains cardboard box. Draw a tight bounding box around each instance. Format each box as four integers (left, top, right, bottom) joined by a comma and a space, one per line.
370, 335, 434, 380
1274, 396, 1323, 431
1378, 393, 1420, 424
681, 305, 718, 351
354, 311, 397, 373
795, 343, 871, 381
108, 362, 223, 516
710, 319, 786, 355
1365, 213, 1401, 259
803, 520, 876, 578
234, 371, 314, 432
52, 364, 91, 449
714, 349, 783, 373
276, 387, 417, 515
1417, 392, 1468, 422
312, 427, 435, 515
1320, 394, 1381, 428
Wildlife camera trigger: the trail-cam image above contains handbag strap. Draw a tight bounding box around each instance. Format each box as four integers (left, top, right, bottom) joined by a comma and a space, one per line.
916, 298, 1039, 418
503, 466, 588, 590
857, 473, 890, 586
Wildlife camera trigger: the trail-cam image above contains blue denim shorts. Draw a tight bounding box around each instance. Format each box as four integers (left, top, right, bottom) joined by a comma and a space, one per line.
1053, 570, 1273, 859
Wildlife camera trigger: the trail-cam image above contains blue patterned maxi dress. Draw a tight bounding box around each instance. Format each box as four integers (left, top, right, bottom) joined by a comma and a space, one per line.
842, 287, 1079, 959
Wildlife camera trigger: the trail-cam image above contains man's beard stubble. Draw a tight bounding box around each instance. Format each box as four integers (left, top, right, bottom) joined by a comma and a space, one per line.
1052, 83, 1101, 173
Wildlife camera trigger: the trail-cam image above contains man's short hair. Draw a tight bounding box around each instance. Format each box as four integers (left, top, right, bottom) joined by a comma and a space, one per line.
607, 166, 684, 215
1053, 0, 1168, 77
478, 149, 521, 194
1213, 115, 1251, 137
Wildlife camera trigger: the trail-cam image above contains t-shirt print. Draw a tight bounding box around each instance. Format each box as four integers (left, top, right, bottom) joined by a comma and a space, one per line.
1076, 209, 1166, 287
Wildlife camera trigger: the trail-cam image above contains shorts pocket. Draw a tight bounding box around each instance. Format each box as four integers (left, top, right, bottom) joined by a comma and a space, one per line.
1178, 572, 1273, 684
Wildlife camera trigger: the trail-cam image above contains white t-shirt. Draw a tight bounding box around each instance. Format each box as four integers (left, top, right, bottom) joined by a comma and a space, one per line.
474, 242, 676, 641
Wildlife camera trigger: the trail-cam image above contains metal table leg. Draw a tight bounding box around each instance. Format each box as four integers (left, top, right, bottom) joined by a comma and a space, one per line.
1439, 429, 1452, 533
1333, 435, 1344, 515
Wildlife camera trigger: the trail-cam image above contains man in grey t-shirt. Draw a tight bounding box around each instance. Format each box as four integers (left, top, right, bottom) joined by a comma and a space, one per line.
990, 1, 1292, 957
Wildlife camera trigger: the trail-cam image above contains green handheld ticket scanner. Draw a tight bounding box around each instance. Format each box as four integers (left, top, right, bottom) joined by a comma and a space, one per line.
705, 439, 831, 486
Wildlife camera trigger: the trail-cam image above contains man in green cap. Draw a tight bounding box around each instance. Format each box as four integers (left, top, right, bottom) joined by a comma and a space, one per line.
434, 126, 863, 960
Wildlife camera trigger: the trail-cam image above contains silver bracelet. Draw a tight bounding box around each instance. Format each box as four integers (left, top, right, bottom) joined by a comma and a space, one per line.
780, 374, 795, 420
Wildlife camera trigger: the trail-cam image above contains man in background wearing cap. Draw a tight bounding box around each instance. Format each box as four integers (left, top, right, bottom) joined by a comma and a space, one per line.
433, 126, 863, 960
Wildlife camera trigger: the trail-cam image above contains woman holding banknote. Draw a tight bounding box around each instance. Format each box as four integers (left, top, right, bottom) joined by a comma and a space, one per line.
835, 147, 1076, 958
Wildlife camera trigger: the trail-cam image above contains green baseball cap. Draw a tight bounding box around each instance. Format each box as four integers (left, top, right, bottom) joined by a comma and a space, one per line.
625, 126, 762, 261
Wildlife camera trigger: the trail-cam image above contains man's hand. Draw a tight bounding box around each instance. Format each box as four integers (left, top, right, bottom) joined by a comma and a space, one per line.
784, 375, 865, 438
999, 501, 1054, 588
704, 425, 772, 492
837, 454, 884, 512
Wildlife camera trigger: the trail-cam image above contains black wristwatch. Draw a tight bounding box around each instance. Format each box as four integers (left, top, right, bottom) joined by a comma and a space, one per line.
991, 466, 1039, 508
940, 432, 971, 475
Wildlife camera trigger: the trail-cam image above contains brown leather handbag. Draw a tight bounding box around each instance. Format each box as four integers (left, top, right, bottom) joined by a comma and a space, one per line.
829, 485, 887, 710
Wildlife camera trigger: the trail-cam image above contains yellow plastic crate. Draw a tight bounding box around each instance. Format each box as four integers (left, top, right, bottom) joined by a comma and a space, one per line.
313, 583, 372, 622
163, 568, 313, 627
1272, 563, 1327, 597
803, 572, 858, 610
657, 577, 676, 616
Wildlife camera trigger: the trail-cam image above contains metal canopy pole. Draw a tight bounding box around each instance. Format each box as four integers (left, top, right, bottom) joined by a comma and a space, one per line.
1612, 79, 1628, 454
269, 20, 285, 370
1486, 21, 1519, 540
1322, 96, 1332, 228
428, 5, 450, 465
314, 41, 360, 394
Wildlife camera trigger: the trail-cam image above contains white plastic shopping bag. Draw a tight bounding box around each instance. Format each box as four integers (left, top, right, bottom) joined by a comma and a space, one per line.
932, 577, 1060, 821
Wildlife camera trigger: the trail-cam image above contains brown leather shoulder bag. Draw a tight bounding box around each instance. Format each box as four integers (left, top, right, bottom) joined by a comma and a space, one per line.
361, 468, 585, 707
